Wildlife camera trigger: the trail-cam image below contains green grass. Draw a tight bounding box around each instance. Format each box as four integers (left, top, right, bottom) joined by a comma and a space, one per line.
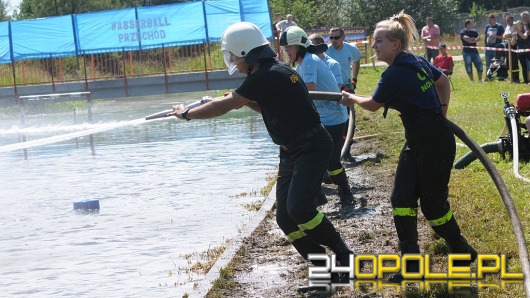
355, 60, 530, 297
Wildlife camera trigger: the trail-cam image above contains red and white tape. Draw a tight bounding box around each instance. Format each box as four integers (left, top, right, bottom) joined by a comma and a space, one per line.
410, 45, 530, 53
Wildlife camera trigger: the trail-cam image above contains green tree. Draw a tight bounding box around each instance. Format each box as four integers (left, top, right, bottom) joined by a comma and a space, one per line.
270, 0, 460, 33
268, 0, 319, 30
469, 1, 487, 25
0, 0, 11, 21
16, 0, 189, 19
458, 0, 527, 12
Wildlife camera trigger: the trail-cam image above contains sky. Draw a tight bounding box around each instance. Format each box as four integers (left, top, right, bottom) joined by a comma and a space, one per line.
6, 0, 22, 16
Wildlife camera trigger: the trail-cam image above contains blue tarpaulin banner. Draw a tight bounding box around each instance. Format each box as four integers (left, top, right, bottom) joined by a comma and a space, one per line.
0, 0, 272, 63
0, 22, 10, 63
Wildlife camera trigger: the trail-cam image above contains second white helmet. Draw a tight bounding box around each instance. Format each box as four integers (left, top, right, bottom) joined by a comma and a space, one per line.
279, 26, 311, 48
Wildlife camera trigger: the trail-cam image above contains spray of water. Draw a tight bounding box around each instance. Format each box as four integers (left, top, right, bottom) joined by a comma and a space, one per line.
0, 118, 147, 153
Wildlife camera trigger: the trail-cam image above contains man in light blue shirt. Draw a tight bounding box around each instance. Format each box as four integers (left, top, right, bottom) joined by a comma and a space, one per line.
309, 33, 343, 90
326, 26, 362, 162
280, 26, 354, 206
326, 27, 362, 91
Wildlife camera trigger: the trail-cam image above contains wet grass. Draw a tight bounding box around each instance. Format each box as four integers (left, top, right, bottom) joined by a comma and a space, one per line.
355, 61, 529, 297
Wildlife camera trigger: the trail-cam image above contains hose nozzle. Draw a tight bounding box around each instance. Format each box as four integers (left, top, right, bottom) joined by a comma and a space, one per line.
144, 96, 214, 121
145, 109, 174, 120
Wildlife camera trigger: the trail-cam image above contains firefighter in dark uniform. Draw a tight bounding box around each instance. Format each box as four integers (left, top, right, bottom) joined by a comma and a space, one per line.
172, 22, 355, 285
339, 11, 477, 282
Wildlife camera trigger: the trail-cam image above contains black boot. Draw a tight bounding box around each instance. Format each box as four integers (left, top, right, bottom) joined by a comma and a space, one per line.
387, 240, 420, 283
446, 235, 478, 267
304, 216, 358, 282
431, 217, 477, 266
330, 170, 354, 205
315, 187, 328, 206
322, 172, 333, 184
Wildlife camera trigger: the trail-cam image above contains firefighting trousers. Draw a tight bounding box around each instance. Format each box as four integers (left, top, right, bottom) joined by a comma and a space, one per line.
324, 121, 348, 179
391, 113, 462, 246
275, 128, 348, 259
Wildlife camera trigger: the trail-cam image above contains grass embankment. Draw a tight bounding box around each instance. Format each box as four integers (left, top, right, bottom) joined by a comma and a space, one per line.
355, 60, 530, 297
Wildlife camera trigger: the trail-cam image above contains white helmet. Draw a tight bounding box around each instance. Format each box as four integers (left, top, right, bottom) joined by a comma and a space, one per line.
279, 26, 311, 48
221, 22, 276, 75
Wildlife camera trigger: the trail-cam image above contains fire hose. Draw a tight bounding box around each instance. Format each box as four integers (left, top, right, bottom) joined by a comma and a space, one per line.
144, 91, 530, 297
307, 91, 530, 297
506, 99, 530, 184
454, 92, 530, 184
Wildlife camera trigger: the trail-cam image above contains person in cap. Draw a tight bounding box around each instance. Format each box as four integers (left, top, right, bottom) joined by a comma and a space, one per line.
280, 26, 355, 207
171, 22, 356, 288
433, 43, 454, 76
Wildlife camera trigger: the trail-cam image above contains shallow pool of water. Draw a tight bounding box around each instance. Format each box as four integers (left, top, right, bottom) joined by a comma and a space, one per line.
0, 93, 278, 296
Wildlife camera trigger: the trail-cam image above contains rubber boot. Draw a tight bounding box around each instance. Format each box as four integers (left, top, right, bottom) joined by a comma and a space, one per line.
315, 187, 328, 206
330, 170, 354, 206
431, 217, 477, 266
290, 234, 326, 261
296, 241, 329, 294
322, 173, 333, 184
387, 240, 420, 283
304, 216, 357, 282
446, 235, 478, 267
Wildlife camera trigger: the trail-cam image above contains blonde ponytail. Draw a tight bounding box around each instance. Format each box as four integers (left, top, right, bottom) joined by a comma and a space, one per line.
376, 10, 418, 51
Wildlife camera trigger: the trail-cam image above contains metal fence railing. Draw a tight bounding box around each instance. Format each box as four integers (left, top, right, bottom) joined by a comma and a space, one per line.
0, 42, 227, 95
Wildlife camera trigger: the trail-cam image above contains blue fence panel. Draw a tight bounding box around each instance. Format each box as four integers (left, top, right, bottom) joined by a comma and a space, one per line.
76, 8, 138, 54
136, 2, 206, 49
204, 0, 242, 43
0, 0, 272, 61
11, 15, 76, 60
239, 0, 272, 39
0, 22, 10, 63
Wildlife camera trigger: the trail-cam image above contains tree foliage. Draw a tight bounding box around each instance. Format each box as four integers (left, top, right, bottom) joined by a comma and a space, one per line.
458, 0, 527, 12
15, 0, 189, 20
0, 0, 10, 21
270, 0, 461, 33
9, 0, 530, 24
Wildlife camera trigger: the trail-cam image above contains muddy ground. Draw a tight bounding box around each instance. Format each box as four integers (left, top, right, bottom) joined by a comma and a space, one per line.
205, 140, 437, 298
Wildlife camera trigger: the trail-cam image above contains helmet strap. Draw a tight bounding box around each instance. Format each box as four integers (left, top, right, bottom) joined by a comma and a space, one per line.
295, 46, 307, 65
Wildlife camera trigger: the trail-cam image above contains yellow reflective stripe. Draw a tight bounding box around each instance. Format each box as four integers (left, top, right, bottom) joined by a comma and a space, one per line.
328, 167, 344, 176
298, 211, 324, 231
392, 207, 418, 217
286, 229, 307, 242
429, 209, 453, 226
